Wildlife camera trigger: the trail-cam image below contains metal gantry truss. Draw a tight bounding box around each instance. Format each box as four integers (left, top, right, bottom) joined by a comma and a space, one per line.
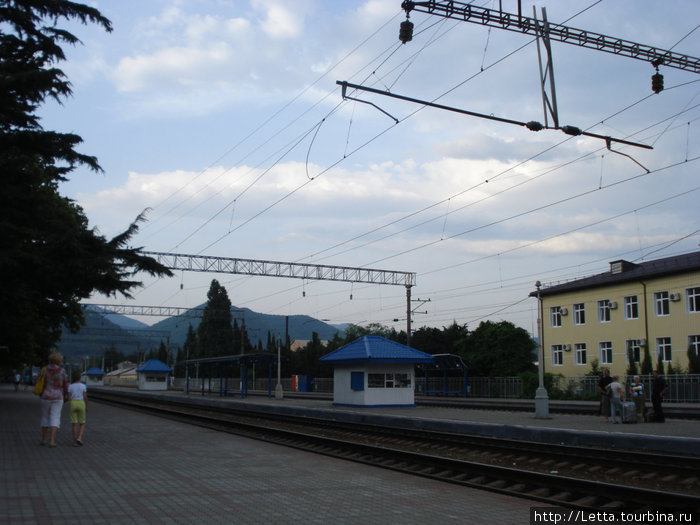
401, 0, 700, 73
85, 304, 244, 319
143, 251, 419, 346
143, 251, 416, 287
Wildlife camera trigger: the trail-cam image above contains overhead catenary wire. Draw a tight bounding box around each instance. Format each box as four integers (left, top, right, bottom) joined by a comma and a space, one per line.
130, 2, 697, 330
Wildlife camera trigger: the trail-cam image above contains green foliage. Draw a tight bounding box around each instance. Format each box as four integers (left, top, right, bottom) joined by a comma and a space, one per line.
458, 320, 536, 377
197, 280, 235, 358
656, 352, 665, 374
343, 323, 398, 341
626, 344, 638, 376
585, 358, 601, 377
0, 1, 171, 368
288, 332, 333, 378
410, 322, 469, 355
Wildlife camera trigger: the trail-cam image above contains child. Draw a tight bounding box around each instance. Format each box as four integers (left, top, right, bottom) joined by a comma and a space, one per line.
67, 370, 88, 446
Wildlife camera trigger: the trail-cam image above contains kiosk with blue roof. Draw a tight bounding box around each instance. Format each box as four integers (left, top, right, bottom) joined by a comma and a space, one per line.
83, 367, 106, 387
319, 336, 434, 407
136, 359, 173, 391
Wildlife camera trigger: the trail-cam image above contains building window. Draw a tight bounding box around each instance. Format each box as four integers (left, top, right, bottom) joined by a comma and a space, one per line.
574, 343, 587, 365
689, 335, 700, 357
550, 306, 563, 327
367, 372, 411, 388
624, 295, 638, 320
573, 303, 585, 325
626, 339, 642, 363
599, 341, 613, 364
688, 287, 700, 313
654, 291, 670, 316
598, 300, 612, 323
656, 337, 672, 362
551, 345, 563, 366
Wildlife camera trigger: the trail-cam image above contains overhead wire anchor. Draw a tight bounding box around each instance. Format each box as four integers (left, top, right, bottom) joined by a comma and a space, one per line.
338, 81, 399, 124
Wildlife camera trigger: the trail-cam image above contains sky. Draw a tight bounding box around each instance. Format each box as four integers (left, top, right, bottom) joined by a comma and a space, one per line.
40, 0, 699, 334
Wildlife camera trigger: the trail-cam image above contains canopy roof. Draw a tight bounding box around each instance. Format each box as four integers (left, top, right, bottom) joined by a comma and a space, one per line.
84, 367, 105, 376
320, 336, 434, 365
136, 359, 173, 373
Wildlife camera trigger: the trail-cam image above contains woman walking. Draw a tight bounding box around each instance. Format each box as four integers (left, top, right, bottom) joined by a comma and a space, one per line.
39, 352, 69, 447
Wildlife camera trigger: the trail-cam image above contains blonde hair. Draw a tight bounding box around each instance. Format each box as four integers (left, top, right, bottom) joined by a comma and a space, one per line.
48, 352, 63, 365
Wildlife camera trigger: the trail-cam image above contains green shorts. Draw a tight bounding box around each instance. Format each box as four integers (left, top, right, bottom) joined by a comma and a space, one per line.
70, 400, 86, 424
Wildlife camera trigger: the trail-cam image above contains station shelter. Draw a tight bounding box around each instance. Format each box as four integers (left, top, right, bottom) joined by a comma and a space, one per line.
136, 359, 173, 391
416, 353, 469, 397
319, 335, 435, 407
82, 367, 106, 387
183, 353, 285, 398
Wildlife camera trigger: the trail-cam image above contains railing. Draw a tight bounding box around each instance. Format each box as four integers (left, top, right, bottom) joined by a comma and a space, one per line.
110, 373, 700, 402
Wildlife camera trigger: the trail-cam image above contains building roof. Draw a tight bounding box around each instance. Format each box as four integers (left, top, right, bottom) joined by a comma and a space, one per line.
531, 251, 700, 297
136, 359, 173, 373
319, 336, 435, 365
105, 366, 137, 377
84, 367, 105, 376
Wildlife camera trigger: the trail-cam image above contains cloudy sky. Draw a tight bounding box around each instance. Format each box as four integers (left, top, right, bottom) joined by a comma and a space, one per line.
41, 0, 699, 334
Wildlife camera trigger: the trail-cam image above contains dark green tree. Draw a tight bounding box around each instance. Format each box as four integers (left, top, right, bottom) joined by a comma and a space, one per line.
640, 344, 654, 375
197, 280, 234, 358
156, 340, 168, 364
343, 323, 396, 342
0, 1, 172, 368
655, 352, 665, 374
183, 324, 198, 361
103, 345, 125, 372
626, 343, 638, 376
410, 321, 469, 355
457, 320, 536, 377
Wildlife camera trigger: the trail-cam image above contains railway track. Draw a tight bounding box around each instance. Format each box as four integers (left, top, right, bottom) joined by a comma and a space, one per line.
91, 390, 700, 515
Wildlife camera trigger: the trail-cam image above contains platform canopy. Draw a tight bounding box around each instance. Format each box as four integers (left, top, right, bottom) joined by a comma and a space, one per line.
84, 367, 106, 376
183, 353, 283, 366
320, 336, 434, 365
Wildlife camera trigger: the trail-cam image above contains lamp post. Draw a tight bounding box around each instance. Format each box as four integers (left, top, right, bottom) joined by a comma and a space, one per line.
535, 280, 550, 418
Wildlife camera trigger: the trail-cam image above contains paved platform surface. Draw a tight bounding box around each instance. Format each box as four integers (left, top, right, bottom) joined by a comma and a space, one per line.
218, 391, 700, 440
1, 386, 536, 524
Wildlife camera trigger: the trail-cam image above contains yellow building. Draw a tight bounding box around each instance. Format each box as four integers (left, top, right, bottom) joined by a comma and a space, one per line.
531, 251, 700, 378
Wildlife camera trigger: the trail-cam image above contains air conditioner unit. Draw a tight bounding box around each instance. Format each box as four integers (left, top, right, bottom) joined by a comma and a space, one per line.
563, 344, 571, 351
609, 301, 618, 309
670, 293, 681, 302
560, 307, 568, 316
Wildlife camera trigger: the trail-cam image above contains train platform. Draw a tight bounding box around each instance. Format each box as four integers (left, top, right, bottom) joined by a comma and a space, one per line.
1, 385, 537, 524
132, 387, 700, 455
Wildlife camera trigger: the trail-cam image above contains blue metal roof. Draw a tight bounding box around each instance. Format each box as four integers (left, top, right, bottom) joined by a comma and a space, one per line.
136, 359, 173, 373
319, 336, 435, 365
84, 367, 106, 376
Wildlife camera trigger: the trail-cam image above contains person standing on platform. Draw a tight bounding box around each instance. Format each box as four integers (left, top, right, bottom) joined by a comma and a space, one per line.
40, 352, 69, 447
651, 370, 668, 422
597, 368, 613, 422
607, 375, 624, 424
67, 370, 88, 446
13, 370, 21, 392
629, 375, 646, 422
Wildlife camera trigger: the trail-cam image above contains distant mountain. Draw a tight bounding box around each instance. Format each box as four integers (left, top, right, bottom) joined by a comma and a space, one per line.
57, 304, 346, 358
150, 305, 345, 348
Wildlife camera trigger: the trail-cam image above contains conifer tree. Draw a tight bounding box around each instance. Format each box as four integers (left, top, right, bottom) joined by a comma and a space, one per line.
197, 280, 234, 358
0, 1, 172, 366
